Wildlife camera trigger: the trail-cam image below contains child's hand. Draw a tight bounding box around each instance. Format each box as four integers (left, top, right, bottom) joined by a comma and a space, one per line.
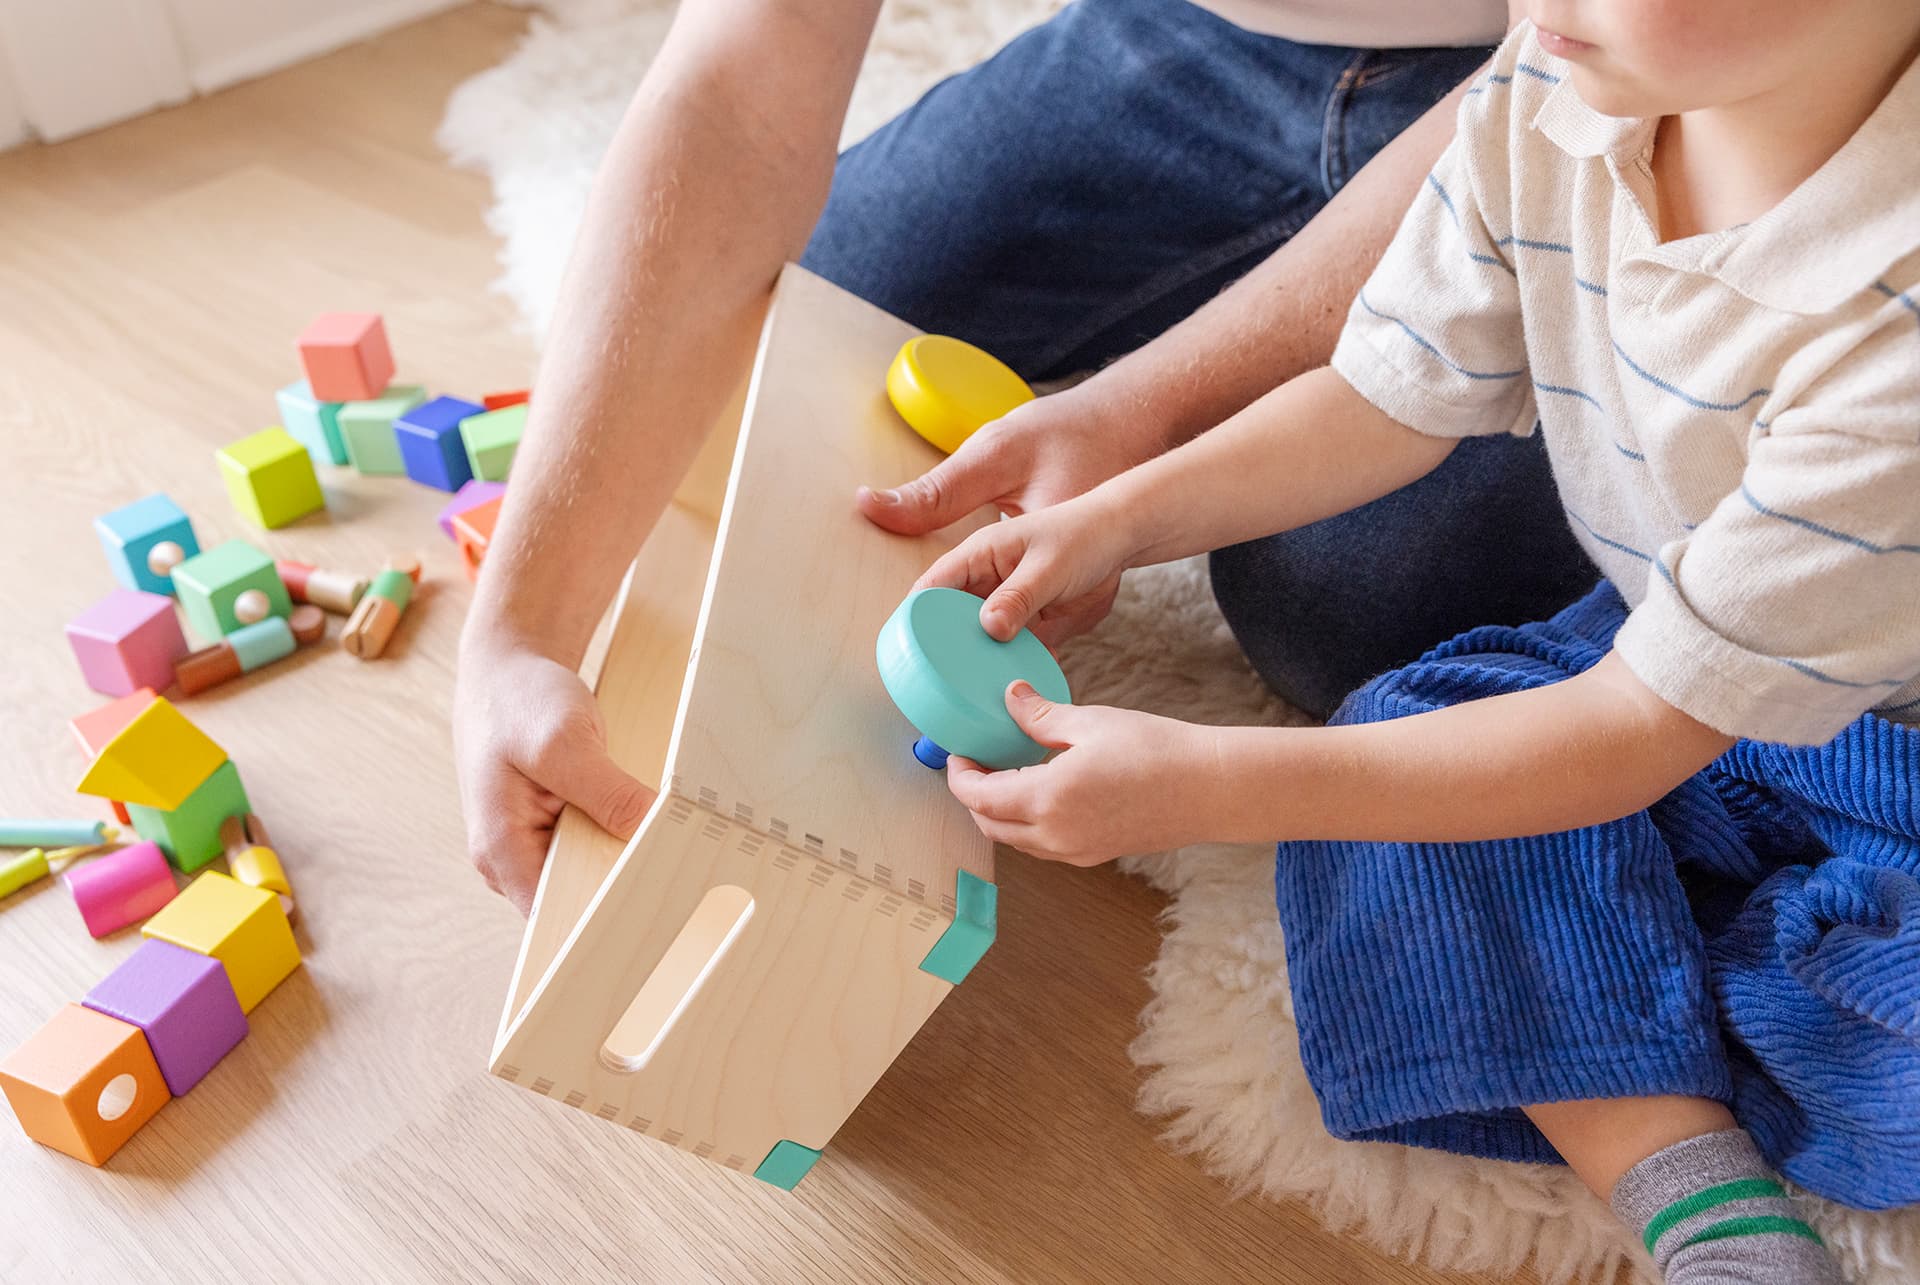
912, 496, 1135, 644
945, 680, 1221, 866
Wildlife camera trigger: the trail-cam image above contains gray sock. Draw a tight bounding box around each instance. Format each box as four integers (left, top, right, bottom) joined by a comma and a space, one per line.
1610, 1129, 1842, 1284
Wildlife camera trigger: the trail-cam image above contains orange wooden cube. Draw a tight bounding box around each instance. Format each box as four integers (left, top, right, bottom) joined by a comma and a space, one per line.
296, 312, 395, 403
0, 1004, 170, 1165
451, 495, 503, 583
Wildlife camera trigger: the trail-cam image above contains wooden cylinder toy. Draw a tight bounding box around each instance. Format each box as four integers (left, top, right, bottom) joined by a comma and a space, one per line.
0, 849, 51, 899
174, 606, 325, 694
0, 819, 112, 847
277, 559, 370, 615
220, 814, 291, 914
62, 840, 178, 938
341, 561, 416, 660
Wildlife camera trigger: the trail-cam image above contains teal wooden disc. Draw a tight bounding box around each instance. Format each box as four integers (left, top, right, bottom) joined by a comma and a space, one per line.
875, 587, 1072, 770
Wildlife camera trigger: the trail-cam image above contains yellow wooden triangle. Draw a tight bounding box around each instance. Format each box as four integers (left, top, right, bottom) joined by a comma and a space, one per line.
75, 696, 227, 811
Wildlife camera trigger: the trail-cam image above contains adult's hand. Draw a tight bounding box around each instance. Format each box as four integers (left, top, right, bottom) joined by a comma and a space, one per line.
454, 639, 656, 915
858, 385, 1163, 647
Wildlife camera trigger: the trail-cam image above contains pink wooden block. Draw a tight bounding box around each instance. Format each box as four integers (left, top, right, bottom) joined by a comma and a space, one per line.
63, 840, 177, 938
436, 479, 506, 540
296, 312, 396, 402
65, 590, 187, 697
83, 939, 246, 1095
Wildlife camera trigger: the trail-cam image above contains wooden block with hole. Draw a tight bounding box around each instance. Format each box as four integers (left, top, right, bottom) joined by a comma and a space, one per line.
0, 1004, 171, 1165
492, 266, 1000, 1189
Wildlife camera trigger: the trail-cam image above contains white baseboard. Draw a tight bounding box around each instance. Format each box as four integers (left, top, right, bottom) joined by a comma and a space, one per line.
170, 0, 468, 95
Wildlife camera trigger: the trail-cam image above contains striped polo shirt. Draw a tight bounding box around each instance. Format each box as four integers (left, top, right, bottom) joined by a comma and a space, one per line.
1332, 23, 1920, 745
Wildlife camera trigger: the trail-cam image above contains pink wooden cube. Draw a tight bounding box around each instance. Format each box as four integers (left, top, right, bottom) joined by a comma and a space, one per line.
65, 590, 187, 697
83, 939, 246, 1096
63, 840, 177, 938
296, 312, 395, 403
436, 479, 506, 539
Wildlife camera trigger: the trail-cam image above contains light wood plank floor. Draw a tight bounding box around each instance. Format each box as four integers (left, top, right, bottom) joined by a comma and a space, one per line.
0, 6, 1538, 1281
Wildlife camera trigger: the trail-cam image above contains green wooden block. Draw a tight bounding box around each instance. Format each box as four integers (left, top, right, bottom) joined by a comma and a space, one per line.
460, 403, 526, 482
216, 427, 325, 529
752, 1139, 822, 1190
127, 759, 249, 872
172, 540, 291, 641
918, 870, 997, 985
338, 384, 427, 476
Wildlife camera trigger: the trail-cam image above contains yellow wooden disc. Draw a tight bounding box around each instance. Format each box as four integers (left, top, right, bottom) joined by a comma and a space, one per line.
885, 335, 1034, 455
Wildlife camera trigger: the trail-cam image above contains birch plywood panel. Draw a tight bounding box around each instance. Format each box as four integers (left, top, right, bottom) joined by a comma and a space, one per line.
493, 265, 999, 1179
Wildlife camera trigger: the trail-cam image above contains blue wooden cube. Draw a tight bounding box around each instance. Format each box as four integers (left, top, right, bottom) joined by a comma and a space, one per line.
275, 380, 347, 466
395, 396, 483, 492
94, 494, 200, 596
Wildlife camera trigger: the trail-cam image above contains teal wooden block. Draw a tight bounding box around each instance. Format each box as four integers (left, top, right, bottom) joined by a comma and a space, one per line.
127, 759, 249, 872
172, 540, 291, 642
875, 587, 1071, 770
338, 384, 427, 475
94, 493, 200, 596
752, 1139, 822, 1190
460, 403, 526, 482
918, 870, 997, 984
276, 380, 347, 466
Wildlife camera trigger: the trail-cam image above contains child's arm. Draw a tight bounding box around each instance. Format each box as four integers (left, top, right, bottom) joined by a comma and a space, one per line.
917, 367, 1459, 640
945, 652, 1733, 866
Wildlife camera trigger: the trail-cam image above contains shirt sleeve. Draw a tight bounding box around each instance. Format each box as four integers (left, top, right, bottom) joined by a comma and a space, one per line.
1331, 39, 1537, 441
1612, 305, 1920, 744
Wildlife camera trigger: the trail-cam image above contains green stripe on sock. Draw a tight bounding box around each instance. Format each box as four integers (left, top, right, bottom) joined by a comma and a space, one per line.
1680, 1215, 1824, 1251
1643, 1178, 1787, 1251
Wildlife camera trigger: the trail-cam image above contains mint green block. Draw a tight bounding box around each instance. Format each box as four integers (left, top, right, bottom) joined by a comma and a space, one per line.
277, 380, 347, 466
753, 1139, 822, 1190
919, 870, 997, 985
338, 384, 427, 476
172, 539, 291, 642
460, 403, 526, 482
127, 759, 249, 872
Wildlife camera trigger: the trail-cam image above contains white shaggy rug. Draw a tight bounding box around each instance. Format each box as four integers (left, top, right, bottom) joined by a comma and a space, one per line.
440, 4, 1920, 1280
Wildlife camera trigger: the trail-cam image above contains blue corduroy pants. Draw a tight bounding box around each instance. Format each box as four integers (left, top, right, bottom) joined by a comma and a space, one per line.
1275, 581, 1920, 1210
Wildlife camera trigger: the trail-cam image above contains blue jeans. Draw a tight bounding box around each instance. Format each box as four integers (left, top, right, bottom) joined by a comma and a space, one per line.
802, 0, 1596, 716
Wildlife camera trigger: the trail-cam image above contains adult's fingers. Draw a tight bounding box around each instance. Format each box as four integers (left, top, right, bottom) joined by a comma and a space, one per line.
858, 425, 1023, 536
528, 737, 656, 842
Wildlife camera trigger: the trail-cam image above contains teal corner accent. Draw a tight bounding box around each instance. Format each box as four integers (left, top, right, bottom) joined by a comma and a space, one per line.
753, 1139, 823, 1190
918, 869, 998, 985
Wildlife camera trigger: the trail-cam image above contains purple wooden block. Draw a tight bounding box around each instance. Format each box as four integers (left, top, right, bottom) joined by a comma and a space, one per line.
65, 589, 187, 696
83, 939, 247, 1095
437, 479, 505, 540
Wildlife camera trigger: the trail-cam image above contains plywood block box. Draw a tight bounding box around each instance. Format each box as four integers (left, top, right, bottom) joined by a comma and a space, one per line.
493, 266, 998, 1187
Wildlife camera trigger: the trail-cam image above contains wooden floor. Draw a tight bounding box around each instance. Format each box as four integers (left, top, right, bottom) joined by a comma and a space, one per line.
0, 6, 1532, 1282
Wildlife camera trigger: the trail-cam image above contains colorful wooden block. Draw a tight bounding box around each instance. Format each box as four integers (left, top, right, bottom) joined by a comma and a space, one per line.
395, 396, 483, 492
65, 590, 187, 697
217, 427, 325, 529
482, 389, 530, 410
437, 479, 505, 539
63, 840, 177, 938
460, 402, 526, 482
275, 379, 347, 466
84, 939, 247, 1095
69, 688, 158, 758
451, 495, 503, 582
127, 760, 250, 873
75, 694, 227, 811
0, 1004, 170, 1165
296, 312, 395, 403
94, 494, 200, 595
143, 871, 298, 1013
338, 385, 428, 475
172, 540, 291, 641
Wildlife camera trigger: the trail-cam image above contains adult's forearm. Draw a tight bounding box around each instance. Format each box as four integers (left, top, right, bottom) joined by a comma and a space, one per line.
465, 1, 880, 670
1077, 68, 1473, 451
1210, 653, 1736, 845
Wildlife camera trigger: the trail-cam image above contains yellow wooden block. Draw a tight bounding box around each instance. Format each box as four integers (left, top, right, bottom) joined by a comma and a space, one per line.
142, 872, 299, 1013
75, 696, 227, 811
227, 845, 290, 897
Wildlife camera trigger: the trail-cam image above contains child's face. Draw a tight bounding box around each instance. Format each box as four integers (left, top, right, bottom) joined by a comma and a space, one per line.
1526, 0, 1873, 117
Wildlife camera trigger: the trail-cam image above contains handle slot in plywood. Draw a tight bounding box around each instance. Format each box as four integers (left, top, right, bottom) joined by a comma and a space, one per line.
598, 884, 755, 1074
